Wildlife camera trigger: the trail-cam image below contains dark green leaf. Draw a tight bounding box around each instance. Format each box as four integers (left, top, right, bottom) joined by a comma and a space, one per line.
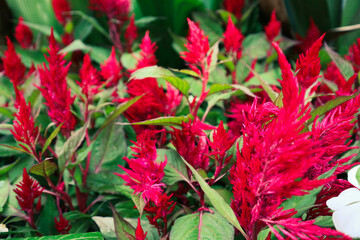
0, 159, 20, 176
0, 174, 10, 212
87, 173, 131, 196
156, 149, 188, 185
242, 33, 270, 59
23, 21, 61, 41
71, 11, 110, 40
169, 209, 234, 240
37, 197, 57, 235
117, 114, 194, 126
182, 158, 247, 238
10, 232, 104, 240
111, 205, 136, 239
324, 43, 354, 80
130, 66, 190, 96
308, 93, 358, 124
30, 160, 58, 177
42, 123, 63, 154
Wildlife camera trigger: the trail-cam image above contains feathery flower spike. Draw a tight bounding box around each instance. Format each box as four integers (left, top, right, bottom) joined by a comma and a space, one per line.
265, 10, 281, 43
15, 17, 33, 49
79, 54, 101, 101
135, 218, 147, 240
100, 47, 122, 87
223, 16, 244, 60
89, 0, 130, 20
125, 14, 138, 52
52, 0, 71, 25
54, 215, 71, 234
223, 0, 245, 19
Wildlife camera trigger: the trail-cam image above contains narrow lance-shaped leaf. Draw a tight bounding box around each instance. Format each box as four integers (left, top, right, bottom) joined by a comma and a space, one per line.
110, 204, 136, 239
132, 193, 146, 218
117, 114, 194, 127
324, 43, 354, 80
308, 93, 358, 124
130, 66, 190, 96
182, 158, 248, 239
42, 123, 63, 154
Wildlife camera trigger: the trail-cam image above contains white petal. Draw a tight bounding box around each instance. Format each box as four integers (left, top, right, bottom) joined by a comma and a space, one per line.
348, 165, 360, 188
332, 201, 360, 238
326, 188, 360, 211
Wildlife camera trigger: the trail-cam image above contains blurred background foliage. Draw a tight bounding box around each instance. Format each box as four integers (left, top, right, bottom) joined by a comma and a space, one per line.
1, 0, 360, 67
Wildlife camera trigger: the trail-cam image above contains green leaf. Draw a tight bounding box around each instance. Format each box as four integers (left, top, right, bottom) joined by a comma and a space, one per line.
169, 209, 235, 240
37, 197, 57, 235
100, 95, 142, 131
87, 173, 130, 196
308, 93, 358, 124
57, 122, 89, 172
23, 21, 61, 41
60, 40, 90, 54
0, 174, 10, 212
117, 114, 194, 126
0, 144, 29, 155
0, 159, 20, 176
208, 40, 220, 73
207, 83, 233, 96
182, 158, 247, 238
192, 12, 223, 44
0, 124, 13, 131
0, 107, 15, 119
71, 11, 110, 40
91, 216, 117, 240
314, 216, 333, 227
170, 68, 200, 78
10, 232, 104, 240
324, 43, 354, 80
132, 193, 146, 218
130, 66, 190, 96
74, 19, 93, 40
42, 123, 63, 154
243, 33, 270, 59
111, 205, 136, 239
156, 149, 188, 185
29, 160, 58, 177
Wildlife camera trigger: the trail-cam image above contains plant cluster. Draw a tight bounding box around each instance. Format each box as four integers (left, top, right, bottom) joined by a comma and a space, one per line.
1, 0, 360, 239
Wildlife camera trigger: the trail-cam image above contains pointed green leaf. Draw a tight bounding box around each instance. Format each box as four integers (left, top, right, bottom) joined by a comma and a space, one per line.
110, 205, 136, 240
324, 43, 354, 80
8, 232, 104, 239
130, 66, 190, 96
207, 84, 233, 96
117, 114, 194, 127
156, 149, 188, 185
30, 160, 58, 177
208, 41, 220, 73
0, 144, 29, 154
131, 194, 146, 218
169, 209, 235, 240
308, 93, 358, 124
71, 11, 109, 40
170, 68, 200, 78
0, 174, 10, 211
182, 158, 247, 238
0, 159, 20, 176
60, 40, 90, 54
42, 123, 63, 154
23, 21, 61, 41
100, 95, 143, 130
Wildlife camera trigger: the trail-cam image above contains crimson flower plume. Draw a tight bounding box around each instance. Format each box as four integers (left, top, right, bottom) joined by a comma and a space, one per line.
2, 37, 26, 87
100, 47, 122, 87
52, 0, 71, 25
135, 31, 158, 69
223, 16, 244, 60
54, 215, 71, 234
79, 54, 101, 101
37, 29, 76, 131
135, 218, 147, 240
89, 0, 130, 20
265, 10, 281, 43
346, 38, 360, 72
15, 17, 33, 49
296, 18, 322, 53
223, 0, 244, 19
125, 14, 138, 52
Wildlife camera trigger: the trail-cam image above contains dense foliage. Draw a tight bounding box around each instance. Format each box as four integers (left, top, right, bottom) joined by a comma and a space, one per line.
1, 0, 360, 239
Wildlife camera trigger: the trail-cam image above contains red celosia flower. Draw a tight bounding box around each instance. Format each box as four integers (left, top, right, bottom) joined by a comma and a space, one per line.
37, 29, 76, 131
2, 37, 26, 87
296, 18, 322, 53
125, 14, 138, 52
324, 62, 356, 96
79, 54, 101, 101
11, 90, 39, 155
135, 218, 147, 240
346, 38, 360, 72
100, 47, 122, 87
54, 215, 71, 234
181, 19, 210, 76
14, 168, 43, 212
52, 0, 71, 25
61, 32, 73, 46
15, 17, 33, 49
171, 120, 214, 172
116, 130, 166, 204
223, 0, 244, 19
89, 0, 130, 20
295, 34, 324, 89
135, 31, 158, 69
144, 193, 176, 235
265, 10, 281, 43
223, 16, 244, 60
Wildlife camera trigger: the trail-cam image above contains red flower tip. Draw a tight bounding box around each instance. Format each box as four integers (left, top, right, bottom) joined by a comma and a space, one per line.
100, 47, 122, 87
265, 10, 281, 43
181, 19, 209, 73
223, 0, 244, 19
295, 34, 325, 89
209, 121, 236, 160
135, 218, 147, 240
223, 16, 244, 60
13, 168, 43, 212
52, 0, 71, 25
296, 18, 322, 53
37, 28, 76, 131
135, 31, 158, 69
79, 54, 101, 101
346, 38, 360, 72
90, 0, 130, 20
125, 14, 138, 52
2, 37, 26, 87
15, 17, 33, 49
11, 90, 39, 153
54, 215, 71, 235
